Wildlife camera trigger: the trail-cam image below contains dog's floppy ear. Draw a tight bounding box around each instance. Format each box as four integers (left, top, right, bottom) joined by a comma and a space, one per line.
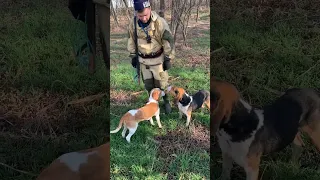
211, 90, 225, 136
155, 89, 162, 100
210, 80, 239, 137
150, 88, 161, 101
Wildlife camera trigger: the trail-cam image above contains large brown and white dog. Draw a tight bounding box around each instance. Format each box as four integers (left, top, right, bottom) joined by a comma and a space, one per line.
36, 142, 110, 180
110, 88, 165, 143
166, 86, 210, 126
211, 78, 320, 180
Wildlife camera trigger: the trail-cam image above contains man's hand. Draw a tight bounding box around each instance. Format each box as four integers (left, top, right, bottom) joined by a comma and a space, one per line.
131, 56, 138, 68
163, 56, 171, 71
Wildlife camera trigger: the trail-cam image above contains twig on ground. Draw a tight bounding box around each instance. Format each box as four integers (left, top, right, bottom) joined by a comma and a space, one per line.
36, 99, 60, 116
227, 48, 270, 63
131, 91, 144, 96
263, 87, 283, 95
272, 15, 320, 25
0, 116, 14, 126
212, 47, 225, 54
306, 53, 320, 57
110, 113, 121, 118
67, 93, 106, 105
259, 164, 268, 180
0, 162, 37, 177
298, 60, 320, 78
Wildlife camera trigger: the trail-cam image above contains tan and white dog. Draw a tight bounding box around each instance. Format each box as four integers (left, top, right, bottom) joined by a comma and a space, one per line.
36, 142, 110, 180
166, 86, 210, 126
110, 88, 165, 143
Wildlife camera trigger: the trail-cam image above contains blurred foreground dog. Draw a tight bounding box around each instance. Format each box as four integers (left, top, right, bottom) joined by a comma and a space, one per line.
211, 78, 320, 180
36, 143, 110, 180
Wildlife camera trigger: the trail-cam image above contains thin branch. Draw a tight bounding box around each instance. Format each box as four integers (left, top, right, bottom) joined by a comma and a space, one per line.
298, 60, 320, 77
0, 162, 37, 177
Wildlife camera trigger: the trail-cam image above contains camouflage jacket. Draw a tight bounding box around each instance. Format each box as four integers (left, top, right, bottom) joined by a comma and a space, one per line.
127, 11, 175, 60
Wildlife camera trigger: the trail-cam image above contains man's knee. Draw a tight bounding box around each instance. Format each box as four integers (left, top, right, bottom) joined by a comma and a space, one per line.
158, 71, 169, 89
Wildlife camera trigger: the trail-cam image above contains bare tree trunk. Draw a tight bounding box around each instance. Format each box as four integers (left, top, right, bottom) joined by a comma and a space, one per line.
122, 0, 131, 21
196, 7, 199, 22
171, 0, 181, 42
111, 1, 119, 27
169, 0, 199, 45
150, 0, 155, 9
172, 0, 186, 42
196, 0, 202, 22
170, 0, 174, 30
181, 0, 196, 45
159, 0, 165, 17
182, 1, 191, 45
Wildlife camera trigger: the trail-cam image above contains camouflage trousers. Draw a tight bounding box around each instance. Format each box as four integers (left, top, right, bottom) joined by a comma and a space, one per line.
139, 53, 169, 92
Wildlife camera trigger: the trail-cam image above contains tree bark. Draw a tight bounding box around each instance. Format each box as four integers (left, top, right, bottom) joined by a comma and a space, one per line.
110, 1, 119, 27
159, 0, 165, 17
122, 0, 131, 21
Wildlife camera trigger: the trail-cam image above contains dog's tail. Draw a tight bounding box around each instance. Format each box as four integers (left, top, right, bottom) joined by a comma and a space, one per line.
110, 116, 125, 134
201, 90, 210, 102
200, 90, 210, 109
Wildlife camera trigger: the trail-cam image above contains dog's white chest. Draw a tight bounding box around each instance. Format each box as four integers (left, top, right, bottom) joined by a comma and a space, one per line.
217, 130, 255, 167
177, 96, 193, 114
178, 103, 189, 114
217, 109, 265, 167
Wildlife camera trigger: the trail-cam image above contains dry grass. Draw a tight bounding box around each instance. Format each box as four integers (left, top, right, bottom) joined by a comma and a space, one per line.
155, 124, 210, 163
0, 88, 105, 137
110, 89, 145, 105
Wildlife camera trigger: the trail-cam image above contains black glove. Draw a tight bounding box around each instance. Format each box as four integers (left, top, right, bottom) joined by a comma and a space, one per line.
163, 56, 171, 70
131, 56, 138, 68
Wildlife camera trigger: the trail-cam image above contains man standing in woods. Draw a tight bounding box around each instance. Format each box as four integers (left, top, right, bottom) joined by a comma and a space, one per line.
128, 0, 176, 114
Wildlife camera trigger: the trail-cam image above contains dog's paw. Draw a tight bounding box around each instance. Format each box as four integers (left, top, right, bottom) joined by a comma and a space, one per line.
125, 137, 131, 143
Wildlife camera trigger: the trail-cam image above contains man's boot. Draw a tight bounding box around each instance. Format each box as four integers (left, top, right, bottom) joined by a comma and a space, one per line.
163, 94, 171, 114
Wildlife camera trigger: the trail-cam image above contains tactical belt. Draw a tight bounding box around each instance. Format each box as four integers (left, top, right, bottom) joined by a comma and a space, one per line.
138, 48, 163, 59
